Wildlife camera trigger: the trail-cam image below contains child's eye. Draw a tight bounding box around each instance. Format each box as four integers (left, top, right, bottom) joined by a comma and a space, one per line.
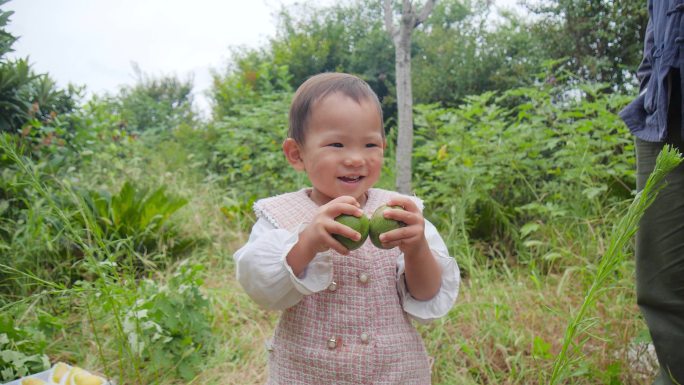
366, 143, 379, 148
328, 143, 343, 148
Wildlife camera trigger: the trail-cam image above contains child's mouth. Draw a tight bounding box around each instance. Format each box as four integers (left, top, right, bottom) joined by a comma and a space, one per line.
339, 176, 363, 183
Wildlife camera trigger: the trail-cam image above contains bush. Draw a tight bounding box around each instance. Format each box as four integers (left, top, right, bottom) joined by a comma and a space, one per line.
114, 68, 197, 134
75, 181, 193, 258
208, 92, 306, 201
0, 314, 50, 382
0, 135, 198, 298
121, 261, 213, 381
412, 82, 634, 268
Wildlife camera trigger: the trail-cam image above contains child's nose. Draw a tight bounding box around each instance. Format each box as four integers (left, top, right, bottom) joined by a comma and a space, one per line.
343, 153, 364, 167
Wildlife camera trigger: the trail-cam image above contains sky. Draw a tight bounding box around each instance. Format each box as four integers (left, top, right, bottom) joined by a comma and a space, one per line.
5, 0, 522, 115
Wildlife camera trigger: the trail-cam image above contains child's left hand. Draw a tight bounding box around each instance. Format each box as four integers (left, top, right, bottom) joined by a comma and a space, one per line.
380, 196, 441, 301
377, 196, 429, 256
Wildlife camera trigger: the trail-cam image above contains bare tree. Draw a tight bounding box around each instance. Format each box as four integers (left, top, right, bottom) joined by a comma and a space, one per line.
384, 0, 436, 194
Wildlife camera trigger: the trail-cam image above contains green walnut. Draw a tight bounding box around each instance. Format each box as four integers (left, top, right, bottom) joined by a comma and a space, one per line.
369, 204, 406, 249
333, 214, 370, 250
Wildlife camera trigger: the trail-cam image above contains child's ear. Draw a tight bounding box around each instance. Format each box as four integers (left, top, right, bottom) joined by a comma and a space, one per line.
283, 138, 306, 171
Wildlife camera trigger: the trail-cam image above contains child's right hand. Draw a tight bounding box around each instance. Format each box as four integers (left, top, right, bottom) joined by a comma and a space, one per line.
300, 195, 365, 255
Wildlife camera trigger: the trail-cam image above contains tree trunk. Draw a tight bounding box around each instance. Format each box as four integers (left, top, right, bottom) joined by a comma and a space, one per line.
394, 28, 413, 194
384, 0, 436, 195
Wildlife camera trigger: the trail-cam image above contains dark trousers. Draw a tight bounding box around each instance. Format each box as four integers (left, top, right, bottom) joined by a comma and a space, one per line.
635, 70, 684, 385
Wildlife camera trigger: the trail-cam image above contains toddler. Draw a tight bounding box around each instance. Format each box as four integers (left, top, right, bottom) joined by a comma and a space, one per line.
233, 72, 460, 384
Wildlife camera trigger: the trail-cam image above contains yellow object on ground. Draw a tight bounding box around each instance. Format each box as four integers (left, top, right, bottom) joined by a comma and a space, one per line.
50, 362, 71, 383
20, 378, 47, 385
72, 370, 105, 385
62, 366, 105, 385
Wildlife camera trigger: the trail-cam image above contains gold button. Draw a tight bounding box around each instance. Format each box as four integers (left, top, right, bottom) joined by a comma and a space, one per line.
358, 272, 369, 284
327, 336, 338, 349
328, 281, 338, 292
360, 332, 369, 344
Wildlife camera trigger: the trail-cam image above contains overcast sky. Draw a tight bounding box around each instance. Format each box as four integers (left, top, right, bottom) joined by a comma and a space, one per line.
5, 0, 522, 114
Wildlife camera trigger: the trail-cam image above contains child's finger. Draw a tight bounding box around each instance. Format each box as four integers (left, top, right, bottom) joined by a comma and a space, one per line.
325, 233, 352, 255
383, 207, 420, 225
386, 197, 419, 213
376, 228, 397, 248
330, 195, 361, 208
379, 226, 416, 244
329, 220, 362, 242
325, 201, 364, 218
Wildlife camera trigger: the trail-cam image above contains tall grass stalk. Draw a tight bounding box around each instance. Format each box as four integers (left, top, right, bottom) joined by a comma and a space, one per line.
549, 145, 683, 384
444, 176, 479, 277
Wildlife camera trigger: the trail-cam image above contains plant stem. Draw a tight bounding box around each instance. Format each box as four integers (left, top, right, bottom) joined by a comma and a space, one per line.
549, 145, 683, 384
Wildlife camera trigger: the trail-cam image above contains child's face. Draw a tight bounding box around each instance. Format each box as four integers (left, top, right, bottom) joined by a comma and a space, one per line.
284, 92, 385, 207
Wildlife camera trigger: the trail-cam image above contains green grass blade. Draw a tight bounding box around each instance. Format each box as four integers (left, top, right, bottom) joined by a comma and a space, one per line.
549, 145, 683, 384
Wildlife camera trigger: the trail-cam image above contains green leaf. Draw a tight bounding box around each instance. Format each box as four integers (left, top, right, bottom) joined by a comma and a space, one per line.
532, 336, 553, 359
520, 222, 539, 238
0, 349, 22, 363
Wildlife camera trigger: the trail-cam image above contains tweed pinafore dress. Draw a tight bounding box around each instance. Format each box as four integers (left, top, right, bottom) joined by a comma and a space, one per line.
254, 188, 431, 385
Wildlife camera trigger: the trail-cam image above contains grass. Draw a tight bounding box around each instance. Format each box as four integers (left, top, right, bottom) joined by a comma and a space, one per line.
187, 253, 649, 384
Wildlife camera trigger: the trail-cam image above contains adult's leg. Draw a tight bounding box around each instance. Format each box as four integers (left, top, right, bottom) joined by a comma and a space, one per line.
635, 70, 684, 385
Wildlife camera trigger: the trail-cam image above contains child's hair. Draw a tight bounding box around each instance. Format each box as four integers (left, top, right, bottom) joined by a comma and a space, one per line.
288, 72, 384, 144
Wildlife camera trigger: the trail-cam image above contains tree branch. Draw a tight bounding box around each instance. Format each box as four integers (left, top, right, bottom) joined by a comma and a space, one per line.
415, 0, 437, 27
403, 0, 414, 16
383, 0, 396, 38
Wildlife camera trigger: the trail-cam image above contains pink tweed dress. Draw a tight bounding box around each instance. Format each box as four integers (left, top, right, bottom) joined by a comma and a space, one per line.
254, 188, 432, 385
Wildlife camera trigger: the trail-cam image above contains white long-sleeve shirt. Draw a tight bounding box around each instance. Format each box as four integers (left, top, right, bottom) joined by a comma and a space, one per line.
234, 217, 460, 322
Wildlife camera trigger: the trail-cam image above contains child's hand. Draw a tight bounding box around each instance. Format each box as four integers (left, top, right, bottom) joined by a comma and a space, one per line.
377, 196, 428, 256
300, 195, 365, 255
379, 196, 441, 301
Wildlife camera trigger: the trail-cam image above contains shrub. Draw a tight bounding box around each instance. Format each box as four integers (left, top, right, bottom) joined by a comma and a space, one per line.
208, 92, 306, 201
121, 261, 213, 381
0, 314, 50, 382
75, 181, 197, 270
412, 82, 634, 268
